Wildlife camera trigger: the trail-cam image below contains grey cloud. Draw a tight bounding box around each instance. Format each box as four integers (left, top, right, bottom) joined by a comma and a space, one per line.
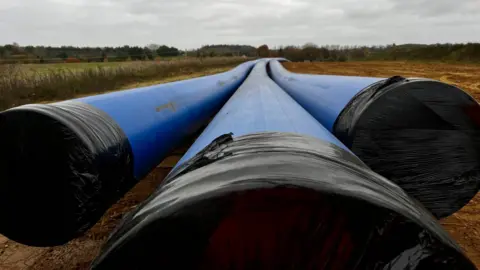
390, 0, 480, 17
0, 0, 478, 48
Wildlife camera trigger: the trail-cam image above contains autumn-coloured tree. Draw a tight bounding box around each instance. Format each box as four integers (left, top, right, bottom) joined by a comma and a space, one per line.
257, 45, 270, 57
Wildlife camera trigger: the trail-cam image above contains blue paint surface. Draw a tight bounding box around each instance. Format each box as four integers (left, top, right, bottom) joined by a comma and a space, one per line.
73, 60, 256, 179
178, 60, 349, 166
268, 60, 382, 131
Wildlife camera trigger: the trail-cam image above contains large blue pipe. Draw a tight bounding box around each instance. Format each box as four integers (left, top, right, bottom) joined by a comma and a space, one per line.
269, 60, 480, 219
177, 60, 350, 166
74, 61, 255, 179
268, 60, 382, 131
92, 62, 475, 269
0, 60, 256, 246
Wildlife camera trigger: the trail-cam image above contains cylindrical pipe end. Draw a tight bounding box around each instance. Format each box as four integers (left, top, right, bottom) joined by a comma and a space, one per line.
335, 78, 480, 218
0, 102, 134, 246
92, 132, 475, 269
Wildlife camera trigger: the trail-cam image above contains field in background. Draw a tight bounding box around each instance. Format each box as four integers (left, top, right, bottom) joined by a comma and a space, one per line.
21, 61, 129, 72
284, 61, 480, 100
1, 61, 479, 269
17, 57, 200, 72
0, 57, 249, 111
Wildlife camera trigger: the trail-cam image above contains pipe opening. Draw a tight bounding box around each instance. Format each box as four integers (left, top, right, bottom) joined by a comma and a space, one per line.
92, 132, 474, 269
335, 79, 480, 218
92, 187, 474, 270
0, 103, 134, 246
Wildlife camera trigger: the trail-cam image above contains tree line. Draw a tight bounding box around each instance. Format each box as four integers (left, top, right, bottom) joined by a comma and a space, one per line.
261, 43, 480, 62
0, 43, 257, 64
0, 43, 184, 64
1, 42, 479, 64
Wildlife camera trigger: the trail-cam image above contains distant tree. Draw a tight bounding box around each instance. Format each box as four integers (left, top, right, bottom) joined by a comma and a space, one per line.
319, 47, 330, 60
57, 52, 68, 60
127, 46, 145, 60
257, 44, 270, 57
147, 44, 160, 51
156, 45, 180, 57
24, 46, 35, 54
302, 43, 321, 61
338, 53, 348, 62
11, 42, 22, 54
302, 42, 318, 49
144, 48, 155, 60
349, 47, 367, 60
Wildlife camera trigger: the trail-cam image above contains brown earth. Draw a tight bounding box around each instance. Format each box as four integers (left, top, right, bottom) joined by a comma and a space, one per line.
1, 61, 479, 269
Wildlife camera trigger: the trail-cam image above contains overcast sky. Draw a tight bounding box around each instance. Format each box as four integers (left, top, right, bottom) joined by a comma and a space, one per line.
1, 0, 479, 48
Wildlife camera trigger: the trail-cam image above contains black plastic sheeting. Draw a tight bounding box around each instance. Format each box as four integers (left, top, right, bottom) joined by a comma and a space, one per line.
335, 77, 480, 219
92, 132, 475, 270
0, 102, 135, 247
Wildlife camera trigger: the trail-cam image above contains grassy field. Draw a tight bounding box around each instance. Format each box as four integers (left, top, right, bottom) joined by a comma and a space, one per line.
21, 62, 129, 72
0, 57, 249, 111
1, 61, 479, 269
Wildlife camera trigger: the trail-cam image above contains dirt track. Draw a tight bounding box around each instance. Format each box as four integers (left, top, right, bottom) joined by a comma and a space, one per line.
1, 61, 479, 269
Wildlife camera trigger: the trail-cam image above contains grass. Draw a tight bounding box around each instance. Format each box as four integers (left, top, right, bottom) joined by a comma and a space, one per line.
0, 57, 250, 111
21, 62, 128, 73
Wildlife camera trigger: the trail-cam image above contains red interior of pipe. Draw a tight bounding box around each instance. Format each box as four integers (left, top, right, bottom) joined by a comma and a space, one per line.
200, 188, 363, 270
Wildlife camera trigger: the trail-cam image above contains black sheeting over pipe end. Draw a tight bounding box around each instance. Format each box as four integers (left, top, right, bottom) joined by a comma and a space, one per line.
335, 77, 480, 219
0, 102, 134, 247
92, 132, 475, 270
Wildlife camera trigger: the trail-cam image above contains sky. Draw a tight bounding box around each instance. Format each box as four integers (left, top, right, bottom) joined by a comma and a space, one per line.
0, 0, 479, 49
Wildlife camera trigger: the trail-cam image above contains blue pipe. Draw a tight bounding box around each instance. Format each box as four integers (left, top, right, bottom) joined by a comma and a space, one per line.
74, 60, 255, 179
177, 60, 350, 166
0, 60, 256, 246
268, 60, 381, 131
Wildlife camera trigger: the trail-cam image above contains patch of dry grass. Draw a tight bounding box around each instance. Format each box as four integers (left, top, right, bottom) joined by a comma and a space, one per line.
0, 58, 249, 111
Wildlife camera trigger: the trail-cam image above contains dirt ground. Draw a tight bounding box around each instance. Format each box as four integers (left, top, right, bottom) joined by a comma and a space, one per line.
1, 61, 479, 269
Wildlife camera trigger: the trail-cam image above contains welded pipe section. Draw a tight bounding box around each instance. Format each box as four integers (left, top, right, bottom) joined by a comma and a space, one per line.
0, 60, 256, 247
269, 60, 480, 219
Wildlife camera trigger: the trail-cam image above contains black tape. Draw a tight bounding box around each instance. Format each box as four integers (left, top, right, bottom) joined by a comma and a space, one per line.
92, 132, 474, 269
335, 78, 480, 219
0, 101, 135, 247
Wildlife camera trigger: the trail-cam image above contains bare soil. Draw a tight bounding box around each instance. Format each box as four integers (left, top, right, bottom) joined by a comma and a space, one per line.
1, 61, 479, 269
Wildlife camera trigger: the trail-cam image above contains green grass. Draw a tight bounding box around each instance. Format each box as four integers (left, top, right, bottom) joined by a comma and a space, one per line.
0, 57, 250, 111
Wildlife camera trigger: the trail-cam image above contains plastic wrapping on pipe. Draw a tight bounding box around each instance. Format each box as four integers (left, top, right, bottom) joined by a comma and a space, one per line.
269, 60, 480, 219
92, 132, 475, 269
0, 60, 255, 247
